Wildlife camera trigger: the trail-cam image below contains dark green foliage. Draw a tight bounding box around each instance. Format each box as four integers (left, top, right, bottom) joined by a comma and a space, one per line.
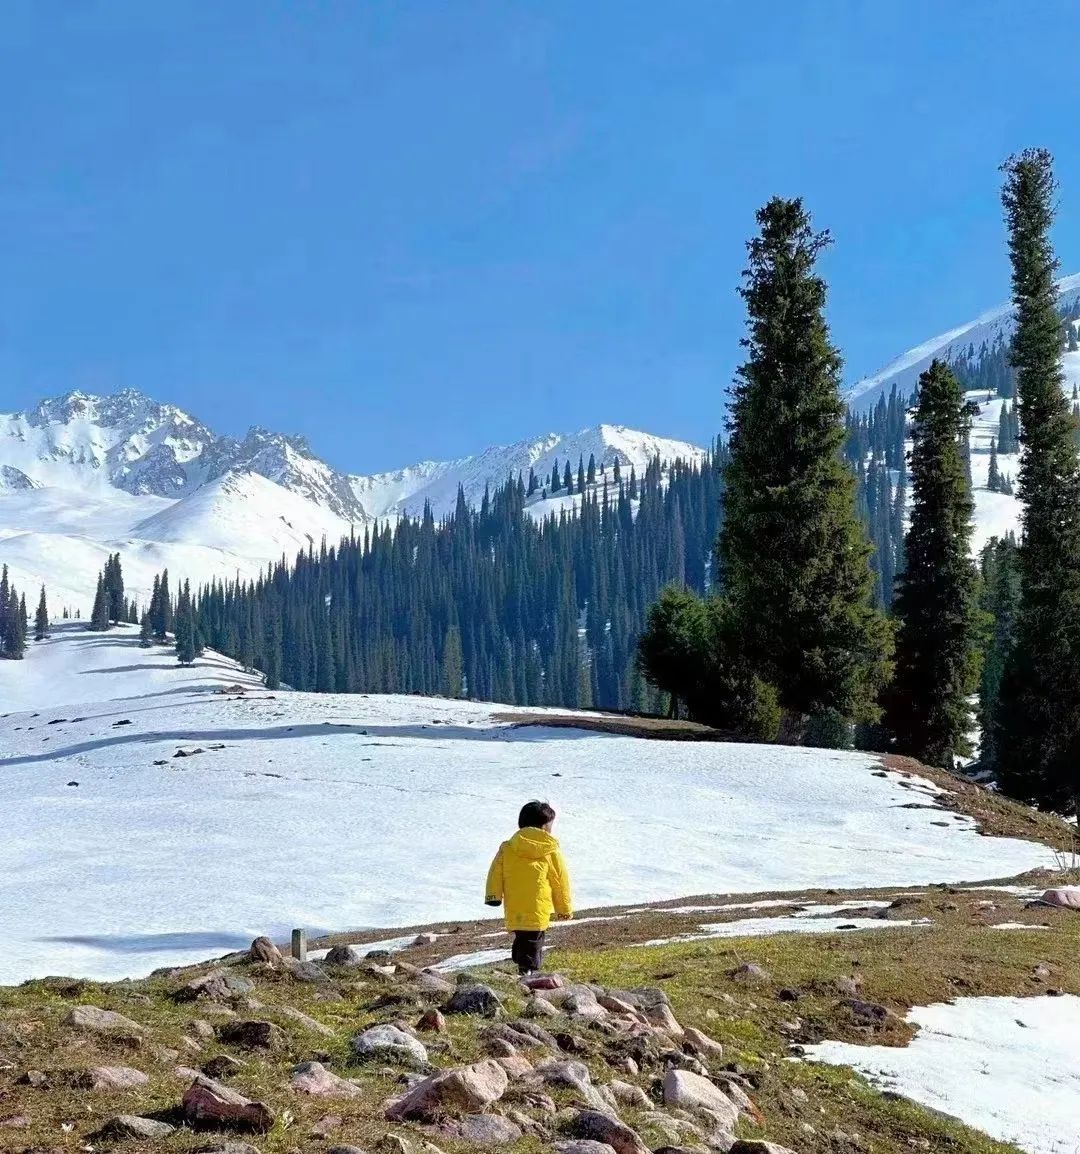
987, 436, 1002, 491
139, 610, 153, 648
441, 624, 464, 697
978, 534, 1020, 768
0, 566, 27, 659
718, 197, 892, 731
103, 553, 125, 625
149, 570, 173, 641
89, 572, 110, 632
884, 361, 981, 768
175, 580, 197, 665
994, 149, 1080, 814
637, 586, 709, 717
34, 586, 49, 641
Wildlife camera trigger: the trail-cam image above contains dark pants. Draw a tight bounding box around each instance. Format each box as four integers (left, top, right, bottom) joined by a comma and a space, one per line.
511, 930, 545, 974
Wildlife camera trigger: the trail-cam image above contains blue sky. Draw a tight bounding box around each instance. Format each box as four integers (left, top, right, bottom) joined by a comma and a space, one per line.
1, 2, 1078, 472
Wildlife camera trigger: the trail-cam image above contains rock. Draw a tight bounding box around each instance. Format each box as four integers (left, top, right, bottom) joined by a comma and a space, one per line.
683, 1027, 723, 1057
189, 1019, 217, 1040
327, 1148, 369, 1154
566, 1110, 651, 1154
310, 1114, 343, 1138
175, 971, 255, 1003
525, 995, 561, 1018
609, 1080, 650, 1108
183, 1075, 275, 1133
730, 964, 770, 985
203, 1054, 246, 1081
1039, 886, 1080, 909
524, 973, 566, 991
273, 1004, 336, 1038
842, 998, 892, 1026
496, 1054, 534, 1079
97, 1114, 175, 1139
352, 1024, 429, 1069
643, 1002, 684, 1035
0, 1115, 30, 1128
387, 1058, 508, 1122
507, 1018, 560, 1049
554, 1143, 618, 1154
176, 1065, 203, 1080
248, 937, 282, 964
217, 1020, 287, 1051
597, 994, 639, 1016
75, 1065, 150, 1090
439, 1114, 523, 1144
325, 944, 365, 967
64, 1005, 143, 1033
280, 956, 332, 983
18, 1070, 49, 1088
835, 976, 862, 997
414, 970, 455, 996
442, 984, 503, 1018
663, 1070, 739, 1129
377, 1136, 411, 1154
412, 932, 438, 947
290, 1061, 362, 1098
416, 1009, 447, 1033
730, 1143, 799, 1154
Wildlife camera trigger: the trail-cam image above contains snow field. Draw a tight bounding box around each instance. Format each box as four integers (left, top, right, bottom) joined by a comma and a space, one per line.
0, 628, 1058, 985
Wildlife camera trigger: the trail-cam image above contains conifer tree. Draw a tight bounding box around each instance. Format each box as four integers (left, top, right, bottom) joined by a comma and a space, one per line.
884, 361, 980, 767
442, 624, 464, 697
587, 453, 597, 486
139, 611, 153, 648
89, 573, 110, 631
175, 582, 196, 665
718, 197, 891, 733
988, 436, 1002, 491
104, 553, 125, 624
577, 457, 586, 494
978, 535, 1021, 768
34, 586, 49, 641
3, 585, 25, 658
994, 150, 1080, 813
563, 461, 573, 494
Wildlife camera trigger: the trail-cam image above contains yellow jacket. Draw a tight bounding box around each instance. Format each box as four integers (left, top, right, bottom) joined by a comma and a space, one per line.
485, 828, 573, 932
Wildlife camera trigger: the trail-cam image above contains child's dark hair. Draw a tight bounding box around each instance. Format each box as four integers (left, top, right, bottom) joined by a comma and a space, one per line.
518, 800, 556, 829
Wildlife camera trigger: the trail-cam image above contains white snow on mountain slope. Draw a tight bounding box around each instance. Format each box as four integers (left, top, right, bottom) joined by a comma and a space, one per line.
0, 472, 350, 613
349, 424, 707, 518
0, 626, 1056, 985
847, 272, 1080, 411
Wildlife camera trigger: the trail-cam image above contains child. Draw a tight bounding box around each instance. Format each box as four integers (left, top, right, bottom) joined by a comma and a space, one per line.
485, 800, 573, 975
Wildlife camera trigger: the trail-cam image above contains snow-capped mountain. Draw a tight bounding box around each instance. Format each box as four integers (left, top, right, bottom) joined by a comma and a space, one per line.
847, 272, 1080, 410
0, 389, 368, 520
0, 389, 706, 613
349, 424, 707, 519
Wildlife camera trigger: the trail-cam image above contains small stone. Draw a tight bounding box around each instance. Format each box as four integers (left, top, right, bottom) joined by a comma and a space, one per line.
193, 1144, 264, 1154
415, 971, 455, 996
310, 1113, 343, 1138
175, 971, 254, 1003
836, 976, 862, 997
0, 1115, 31, 1128
64, 1005, 143, 1033
217, 1020, 287, 1051
662, 1070, 739, 1129
290, 1061, 362, 1098
248, 937, 283, 964
554, 1143, 618, 1154
352, 1024, 429, 1069
524, 973, 566, 991
412, 932, 438, 947
416, 1009, 446, 1033
189, 1019, 217, 1040
18, 1070, 49, 1088
566, 1110, 651, 1154
327, 1148, 369, 1154
280, 956, 332, 983
730, 1142, 800, 1154
842, 998, 892, 1026
496, 1054, 534, 1079
75, 1065, 149, 1090
683, 1026, 723, 1057
175, 1065, 203, 1080
183, 1074, 275, 1133
609, 1079, 650, 1108
525, 995, 561, 1018
442, 983, 503, 1017
730, 963, 770, 985
203, 1054, 246, 1080
97, 1114, 175, 1139
325, 944, 365, 967
441, 1114, 523, 1145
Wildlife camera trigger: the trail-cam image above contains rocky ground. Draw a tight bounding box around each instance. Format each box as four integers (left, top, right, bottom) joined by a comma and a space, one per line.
2, 875, 1077, 1154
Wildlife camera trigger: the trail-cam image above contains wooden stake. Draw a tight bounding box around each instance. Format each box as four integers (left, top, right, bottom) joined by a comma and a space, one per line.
291, 928, 307, 962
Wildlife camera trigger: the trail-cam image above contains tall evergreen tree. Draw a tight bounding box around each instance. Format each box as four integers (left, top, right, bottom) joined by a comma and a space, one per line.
884, 361, 980, 767
718, 197, 892, 734
994, 149, 1080, 814
978, 535, 1021, 768
987, 436, 1002, 491
34, 586, 49, 641
89, 573, 110, 631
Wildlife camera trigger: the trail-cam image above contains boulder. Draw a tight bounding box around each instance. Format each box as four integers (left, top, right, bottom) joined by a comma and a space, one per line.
442, 984, 503, 1018
566, 1110, 651, 1154
203, 1055, 246, 1081
290, 1061, 362, 1098
439, 1113, 523, 1144
325, 945, 365, 967
97, 1115, 175, 1140
279, 956, 332, 983
683, 1026, 723, 1057
352, 1024, 429, 1069
524, 995, 561, 1018
495, 1054, 534, 1080
216, 1020, 286, 1052
64, 1006, 142, 1033
75, 1066, 149, 1090
523, 973, 566, 991
662, 1070, 740, 1130
412, 932, 438, 947
416, 1009, 447, 1033
609, 1080, 650, 1108
1039, 886, 1080, 909
182, 1075, 275, 1133
189, 1019, 217, 1040
642, 1003, 684, 1036
415, 971, 455, 996
273, 1004, 336, 1038
175, 971, 255, 1003
386, 1059, 508, 1122
597, 994, 639, 1016
506, 1019, 560, 1049
248, 937, 282, 965
554, 1143, 618, 1154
